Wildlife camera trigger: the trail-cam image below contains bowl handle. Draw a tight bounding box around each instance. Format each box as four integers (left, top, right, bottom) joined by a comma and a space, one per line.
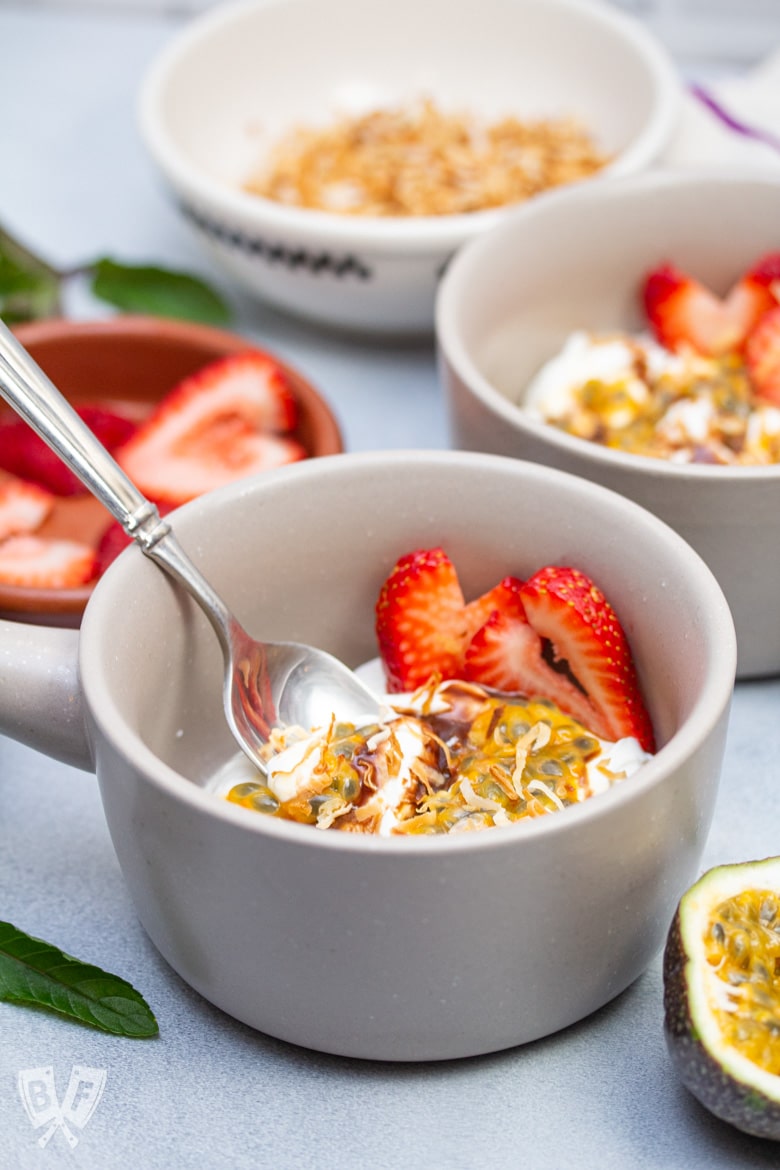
0, 621, 93, 771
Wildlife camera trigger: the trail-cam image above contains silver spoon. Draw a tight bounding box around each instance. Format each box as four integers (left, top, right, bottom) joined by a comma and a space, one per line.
0, 319, 383, 774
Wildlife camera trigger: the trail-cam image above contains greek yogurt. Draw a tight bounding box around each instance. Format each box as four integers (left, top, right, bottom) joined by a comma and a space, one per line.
214, 669, 651, 837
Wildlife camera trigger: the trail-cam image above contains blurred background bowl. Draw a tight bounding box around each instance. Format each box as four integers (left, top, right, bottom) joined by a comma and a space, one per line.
436, 169, 780, 679
138, 0, 680, 335
1, 316, 342, 627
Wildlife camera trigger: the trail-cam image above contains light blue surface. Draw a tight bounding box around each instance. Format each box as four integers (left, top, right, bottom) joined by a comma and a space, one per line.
1, 7, 779, 1168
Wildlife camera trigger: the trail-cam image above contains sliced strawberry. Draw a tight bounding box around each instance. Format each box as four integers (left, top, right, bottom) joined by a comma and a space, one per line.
95, 519, 132, 575
742, 252, 780, 306
746, 304, 780, 405
116, 351, 305, 505
643, 259, 780, 357
0, 535, 97, 589
76, 406, 138, 451
463, 575, 526, 641
0, 477, 54, 541
463, 602, 602, 731
0, 405, 137, 496
518, 566, 655, 752
376, 547, 468, 692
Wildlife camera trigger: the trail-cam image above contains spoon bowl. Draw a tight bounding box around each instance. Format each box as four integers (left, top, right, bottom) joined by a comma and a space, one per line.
0, 320, 382, 771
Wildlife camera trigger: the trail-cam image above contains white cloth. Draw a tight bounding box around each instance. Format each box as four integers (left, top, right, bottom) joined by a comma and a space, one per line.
663, 48, 780, 169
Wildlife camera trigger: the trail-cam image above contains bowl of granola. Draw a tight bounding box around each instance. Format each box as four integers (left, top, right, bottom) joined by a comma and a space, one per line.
138, 0, 679, 334
437, 170, 780, 678
0, 450, 735, 1058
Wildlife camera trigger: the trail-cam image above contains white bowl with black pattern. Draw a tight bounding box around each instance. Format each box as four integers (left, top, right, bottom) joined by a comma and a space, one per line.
139, 0, 680, 335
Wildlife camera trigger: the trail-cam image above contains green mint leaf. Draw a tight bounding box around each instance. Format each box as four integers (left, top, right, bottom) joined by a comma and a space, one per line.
91, 257, 230, 325
0, 921, 158, 1038
0, 226, 60, 323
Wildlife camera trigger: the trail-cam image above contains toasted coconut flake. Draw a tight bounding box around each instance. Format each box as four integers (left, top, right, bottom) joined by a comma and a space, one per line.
459, 776, 503, 813
366, 726, 392, 751
526, 778, 566, 811
316, 795, 353, 830
490, 764, 521, 802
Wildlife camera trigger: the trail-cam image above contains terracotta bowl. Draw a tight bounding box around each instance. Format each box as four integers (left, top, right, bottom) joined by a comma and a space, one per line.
0, 316, 343, 627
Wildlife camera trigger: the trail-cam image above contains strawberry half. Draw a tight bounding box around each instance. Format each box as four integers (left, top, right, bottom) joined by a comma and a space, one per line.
463, 586, 601, 732
643, 256, 780, 357
0, 535, 97, 589
0, 477, 54, 541
463, 575, 526, 641
375, 547, 468, 692
0, 405, 137, 496
116, 351, 305, 505
518, 566, 655, 752
746, 304, 780, 405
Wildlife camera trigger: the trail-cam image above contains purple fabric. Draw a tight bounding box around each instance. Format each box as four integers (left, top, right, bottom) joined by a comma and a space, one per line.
689, 82, 780, 157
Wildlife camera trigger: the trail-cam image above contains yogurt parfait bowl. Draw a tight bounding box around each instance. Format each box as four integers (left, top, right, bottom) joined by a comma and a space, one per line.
138, 0, 679, 334
0, 451, 735, 1060
437, 171, 780, 679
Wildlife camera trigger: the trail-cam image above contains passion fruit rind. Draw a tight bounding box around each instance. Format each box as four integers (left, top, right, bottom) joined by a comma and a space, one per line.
663, 862, 780, 1142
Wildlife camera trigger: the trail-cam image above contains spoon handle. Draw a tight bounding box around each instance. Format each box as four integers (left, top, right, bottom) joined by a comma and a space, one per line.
0, 319, 234, 646
0, 320, 165, 544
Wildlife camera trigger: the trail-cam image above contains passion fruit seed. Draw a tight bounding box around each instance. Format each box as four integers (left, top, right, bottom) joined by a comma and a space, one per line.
226, 686, 615, 834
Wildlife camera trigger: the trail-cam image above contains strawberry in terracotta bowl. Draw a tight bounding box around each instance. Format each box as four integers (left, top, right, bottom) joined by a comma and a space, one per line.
0, 317, 342, 626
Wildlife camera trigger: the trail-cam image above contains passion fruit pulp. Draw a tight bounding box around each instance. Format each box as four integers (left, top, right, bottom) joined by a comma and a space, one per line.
664, 857, 780, 1140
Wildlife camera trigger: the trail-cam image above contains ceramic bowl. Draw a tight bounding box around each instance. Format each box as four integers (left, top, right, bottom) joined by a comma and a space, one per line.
0, 451, 735, 1060
138, 0, 679, 334
0, 316, 342, 627
437, 170, 780, 679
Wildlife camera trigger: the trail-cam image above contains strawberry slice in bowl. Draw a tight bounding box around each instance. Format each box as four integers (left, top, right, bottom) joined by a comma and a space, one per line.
116, 351, 307, 506
642, 253, 780, 357
0, 477, 55, 541
375, 547, 655, 754
0, 536, 97, 590
518, 566, 655, 752
746, 304, 780, 406
0, 405, 138, 496
375, 547, 468, 692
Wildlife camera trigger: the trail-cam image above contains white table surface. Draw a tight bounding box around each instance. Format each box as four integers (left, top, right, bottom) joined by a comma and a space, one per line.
2, 7, 780, 1168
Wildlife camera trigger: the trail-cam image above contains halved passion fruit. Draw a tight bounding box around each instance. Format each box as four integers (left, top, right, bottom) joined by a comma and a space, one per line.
664, 858, 780, 1140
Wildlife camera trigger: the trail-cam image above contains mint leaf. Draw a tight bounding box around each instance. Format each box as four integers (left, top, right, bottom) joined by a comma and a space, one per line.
0, 227, 60, 323
0, 921, 158, 1038
91, 258, 230, 325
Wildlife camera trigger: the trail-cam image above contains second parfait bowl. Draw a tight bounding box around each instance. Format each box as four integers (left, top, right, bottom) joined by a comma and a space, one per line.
437, 171, 780, 678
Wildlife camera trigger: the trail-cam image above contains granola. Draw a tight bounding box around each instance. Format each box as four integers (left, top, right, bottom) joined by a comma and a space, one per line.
244, 97, 609, 218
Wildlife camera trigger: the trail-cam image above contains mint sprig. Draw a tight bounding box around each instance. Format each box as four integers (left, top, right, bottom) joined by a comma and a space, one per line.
92, 257, 230, 324
0, 223, 230, 327
0, 921, 158, 1038
0, 227, 61, 323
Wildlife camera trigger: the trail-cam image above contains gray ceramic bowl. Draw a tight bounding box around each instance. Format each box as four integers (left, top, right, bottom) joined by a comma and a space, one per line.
436, 171, 780, 679
0, 451, 735, 1060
